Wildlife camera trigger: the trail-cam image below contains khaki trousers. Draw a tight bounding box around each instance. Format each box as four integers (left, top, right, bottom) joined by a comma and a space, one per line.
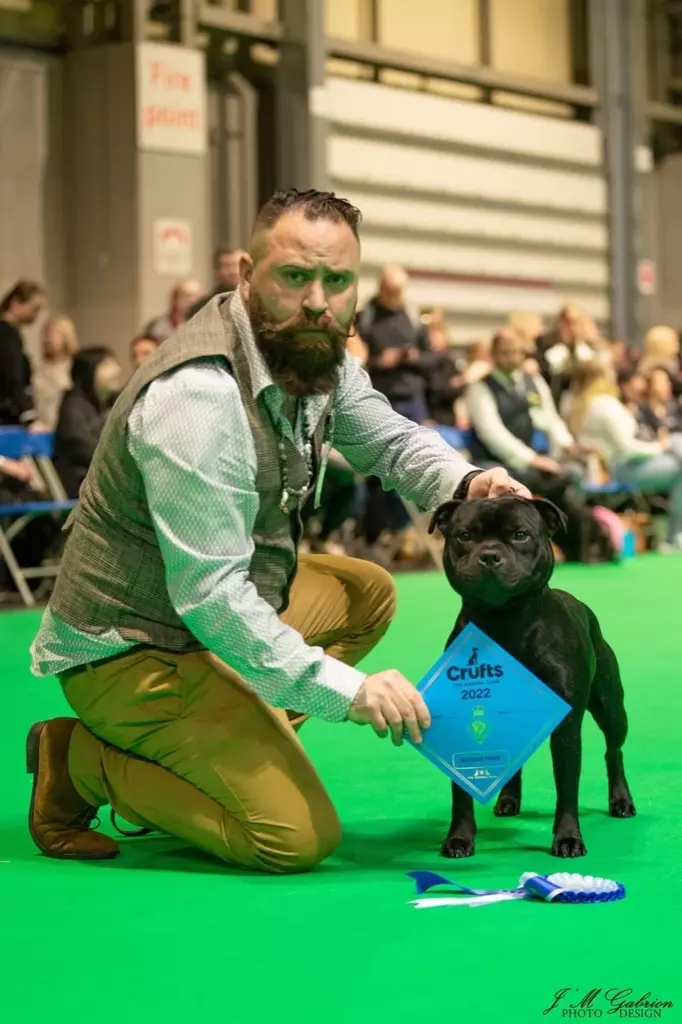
61, 554, 396, 874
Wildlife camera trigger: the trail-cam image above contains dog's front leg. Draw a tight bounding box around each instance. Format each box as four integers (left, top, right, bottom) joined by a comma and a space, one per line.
549, 707, 587, 857
441, 783, 477, 858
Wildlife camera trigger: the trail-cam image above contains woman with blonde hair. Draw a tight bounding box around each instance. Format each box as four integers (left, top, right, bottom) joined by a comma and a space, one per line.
32, 315, 78, 429
638, 325, 680, 379
570, 359, 682, 550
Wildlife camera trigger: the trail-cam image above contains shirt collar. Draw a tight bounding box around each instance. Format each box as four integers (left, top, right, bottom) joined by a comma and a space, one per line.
490, 367, 522, 389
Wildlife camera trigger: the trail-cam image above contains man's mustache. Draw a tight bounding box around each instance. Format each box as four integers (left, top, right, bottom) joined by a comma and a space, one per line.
253, 309, 352, 342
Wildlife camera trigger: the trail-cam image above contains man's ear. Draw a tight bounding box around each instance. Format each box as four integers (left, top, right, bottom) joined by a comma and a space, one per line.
239, 253, 253, 300
428, 500, 464, 536
532, 498, 568, 537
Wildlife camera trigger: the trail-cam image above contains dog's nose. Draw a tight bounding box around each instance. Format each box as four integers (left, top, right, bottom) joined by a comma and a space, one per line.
478, 550, 502, 567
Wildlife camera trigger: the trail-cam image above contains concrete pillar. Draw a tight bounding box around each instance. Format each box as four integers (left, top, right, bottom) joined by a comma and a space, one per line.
590, 0, 654, 343
276, 0, 327, 192
63, 40, 209, 363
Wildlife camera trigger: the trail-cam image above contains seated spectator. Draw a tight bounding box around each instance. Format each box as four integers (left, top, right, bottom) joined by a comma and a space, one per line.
639, 366, 682, 438
0, 454, 57, 600
187, 246, 247, 318
32, 315, 78, 429
466, 327, 574, 477
421, 307, 463, 426
465, 328, 615, 561
614, 366, 647, 421
0, 280, 47, 428
570, 360, 682, 551
130, 334, 160, 371
142, 278, 203, 343
508, 310, 543, 374
53, 347, 122, 498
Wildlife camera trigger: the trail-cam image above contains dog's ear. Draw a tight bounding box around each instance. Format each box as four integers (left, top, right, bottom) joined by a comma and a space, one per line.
428, 500, 463, 536
532, 498, 568, 537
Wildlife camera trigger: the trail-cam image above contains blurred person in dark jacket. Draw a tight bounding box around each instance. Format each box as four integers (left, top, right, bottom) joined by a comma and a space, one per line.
0, 280, 46, 427
356, 266, 430, 424
187, 246, 247, 319
53, 347, 122, 498
421, 307, 463, 426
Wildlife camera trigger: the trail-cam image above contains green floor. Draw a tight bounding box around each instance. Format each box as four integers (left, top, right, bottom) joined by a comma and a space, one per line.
0, 558, 679, 1023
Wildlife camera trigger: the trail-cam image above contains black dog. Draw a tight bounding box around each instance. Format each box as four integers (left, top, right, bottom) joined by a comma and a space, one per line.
428, 495, 635, 858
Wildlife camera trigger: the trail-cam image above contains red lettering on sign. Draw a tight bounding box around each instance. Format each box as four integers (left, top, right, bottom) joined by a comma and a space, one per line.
143, 104, 200, 131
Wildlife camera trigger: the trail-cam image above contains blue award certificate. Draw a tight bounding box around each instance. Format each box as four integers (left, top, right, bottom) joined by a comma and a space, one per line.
408, 623, 570, 804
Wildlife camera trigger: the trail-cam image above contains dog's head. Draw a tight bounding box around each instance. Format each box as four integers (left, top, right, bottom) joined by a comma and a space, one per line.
429, 496, 567, 608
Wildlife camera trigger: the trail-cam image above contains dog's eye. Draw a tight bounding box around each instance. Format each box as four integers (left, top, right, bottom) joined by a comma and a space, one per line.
456, 530, 473, 543
512, 529, 530, 542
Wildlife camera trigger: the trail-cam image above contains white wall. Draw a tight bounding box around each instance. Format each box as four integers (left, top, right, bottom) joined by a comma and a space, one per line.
324, 76, 608, 341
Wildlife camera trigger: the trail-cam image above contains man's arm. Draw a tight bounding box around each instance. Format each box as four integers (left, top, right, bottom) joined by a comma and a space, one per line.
465, 380, 536, 471
127, 361, 364, 723
333, 355, 480, 508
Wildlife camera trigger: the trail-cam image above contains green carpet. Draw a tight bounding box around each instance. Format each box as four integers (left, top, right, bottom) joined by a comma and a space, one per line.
0, 558, 679, 1023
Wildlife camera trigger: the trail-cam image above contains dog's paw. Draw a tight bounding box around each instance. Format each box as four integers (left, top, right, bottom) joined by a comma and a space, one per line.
551, 833, 587, 858
494, 794, 521, 817
609, 791, 636, 818
441, 835, 475, 859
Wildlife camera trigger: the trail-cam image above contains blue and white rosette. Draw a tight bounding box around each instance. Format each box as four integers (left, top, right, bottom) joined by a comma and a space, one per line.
407, 870, 625, 908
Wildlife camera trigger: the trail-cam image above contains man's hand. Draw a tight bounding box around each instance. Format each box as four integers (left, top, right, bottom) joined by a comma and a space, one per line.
348, 670, 431, 746
0, 457, 32, 483
531, 454, 563, 475
374, 348, 403, 369
466, 467, 532, 500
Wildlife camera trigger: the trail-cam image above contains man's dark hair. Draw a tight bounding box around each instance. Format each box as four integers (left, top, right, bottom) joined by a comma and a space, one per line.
0, 279, 45, 315
213, 245, 240, 266
254, 188, 362, 240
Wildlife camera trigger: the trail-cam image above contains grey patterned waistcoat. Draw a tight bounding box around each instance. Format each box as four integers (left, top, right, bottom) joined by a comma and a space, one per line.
49, 294, 332, 650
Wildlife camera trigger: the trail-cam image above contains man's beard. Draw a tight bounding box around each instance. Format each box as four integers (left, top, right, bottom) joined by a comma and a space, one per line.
248, 292, 353, 397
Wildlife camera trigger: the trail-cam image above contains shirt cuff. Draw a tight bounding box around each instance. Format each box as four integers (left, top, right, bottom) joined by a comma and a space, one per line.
323, 655, 366, 708
436, 463, 482, 506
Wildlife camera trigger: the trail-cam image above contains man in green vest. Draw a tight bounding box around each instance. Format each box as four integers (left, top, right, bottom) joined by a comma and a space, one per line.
27, 188, 527, 872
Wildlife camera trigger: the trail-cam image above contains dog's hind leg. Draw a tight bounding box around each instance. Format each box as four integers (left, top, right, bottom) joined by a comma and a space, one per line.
588, 637, 636, 819
441, 784, 477, 858
494, 770, 522, 817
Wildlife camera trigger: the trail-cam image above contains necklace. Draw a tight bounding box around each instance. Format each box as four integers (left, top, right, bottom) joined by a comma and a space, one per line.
278, 401, 314, 514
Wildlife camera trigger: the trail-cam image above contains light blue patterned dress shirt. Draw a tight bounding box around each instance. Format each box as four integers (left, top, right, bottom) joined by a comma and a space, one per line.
31, 311, 477, 721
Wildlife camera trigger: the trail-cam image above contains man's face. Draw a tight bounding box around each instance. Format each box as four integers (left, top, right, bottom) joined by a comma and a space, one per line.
217, 252, 242, 290
243, 211, 360, 396
14, 294, 45, 326
493, 330, 525, 374
132, 338, 159, 368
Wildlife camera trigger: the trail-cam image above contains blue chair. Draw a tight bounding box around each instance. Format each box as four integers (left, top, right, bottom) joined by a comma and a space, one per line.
0, 427, 75, 607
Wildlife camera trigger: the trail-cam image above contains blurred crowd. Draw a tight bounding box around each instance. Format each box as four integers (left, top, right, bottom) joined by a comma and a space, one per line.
2, 250, 682, 600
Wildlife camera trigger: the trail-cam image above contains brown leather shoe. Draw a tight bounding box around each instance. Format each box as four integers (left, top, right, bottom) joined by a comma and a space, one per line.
27, 719, 120, 860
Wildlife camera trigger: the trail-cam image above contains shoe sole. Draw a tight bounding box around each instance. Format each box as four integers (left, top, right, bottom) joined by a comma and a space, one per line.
26, 722, 119, 861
